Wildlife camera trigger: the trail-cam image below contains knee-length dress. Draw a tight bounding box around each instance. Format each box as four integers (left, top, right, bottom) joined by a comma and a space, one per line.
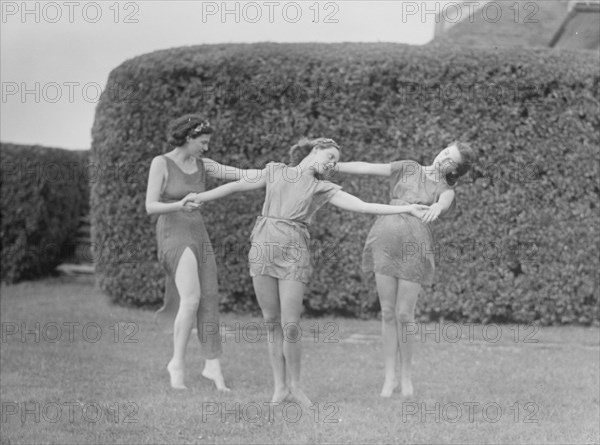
249, 163, 342, 284
362, 160, 454, 285
154, 155, 221, 359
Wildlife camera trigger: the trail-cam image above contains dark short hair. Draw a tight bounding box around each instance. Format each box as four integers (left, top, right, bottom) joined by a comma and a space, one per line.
166, 114, 213, 147
443, 141, 476, 186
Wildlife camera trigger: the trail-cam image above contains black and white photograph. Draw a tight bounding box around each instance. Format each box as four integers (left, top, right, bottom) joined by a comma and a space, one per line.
1, 1, 599, 443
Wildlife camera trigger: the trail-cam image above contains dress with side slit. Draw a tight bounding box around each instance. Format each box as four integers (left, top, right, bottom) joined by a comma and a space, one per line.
154, 155, 221, 359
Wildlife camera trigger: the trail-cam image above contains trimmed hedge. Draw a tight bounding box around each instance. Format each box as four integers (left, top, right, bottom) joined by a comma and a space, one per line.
91, 43, 599, 325
1, 143, 90, 283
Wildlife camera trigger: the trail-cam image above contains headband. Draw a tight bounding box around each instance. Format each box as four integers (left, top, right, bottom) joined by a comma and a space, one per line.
190, 120, 211, 136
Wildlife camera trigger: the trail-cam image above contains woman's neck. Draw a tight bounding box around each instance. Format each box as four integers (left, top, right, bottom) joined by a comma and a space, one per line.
297, 156, 316, 177
170, 146, 194, 163
422, 163, 442, 183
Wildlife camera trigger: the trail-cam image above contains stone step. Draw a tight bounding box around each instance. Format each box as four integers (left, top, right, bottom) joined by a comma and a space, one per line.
77, 226, 91, 234
55, 263, 95, 275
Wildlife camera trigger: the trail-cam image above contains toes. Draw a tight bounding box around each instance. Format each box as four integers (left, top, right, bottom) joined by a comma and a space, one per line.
380, 380, 399, 397
202, 370, 231, 392
289, 389, 312, 407
400, 381, 414, 398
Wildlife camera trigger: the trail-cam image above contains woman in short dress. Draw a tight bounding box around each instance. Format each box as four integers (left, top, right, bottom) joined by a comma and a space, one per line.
145, 114, 260, 390
336, 141, 476, 398
191, 138, 430, 405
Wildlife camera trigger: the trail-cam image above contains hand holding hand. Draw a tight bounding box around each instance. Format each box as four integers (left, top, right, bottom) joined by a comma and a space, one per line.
180, 192, 198, 205
179, 193, 201, 211
408, 204, 430, 219
181, 201, 203, 213
421, 203, 442, 223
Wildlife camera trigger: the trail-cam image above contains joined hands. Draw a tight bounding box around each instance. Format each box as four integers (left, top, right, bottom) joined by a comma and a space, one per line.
179, 193, 204, 212
407, 204, 441, 223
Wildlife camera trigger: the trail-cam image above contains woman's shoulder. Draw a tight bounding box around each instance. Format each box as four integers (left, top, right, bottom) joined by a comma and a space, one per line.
261, 162, 288, 182
151, 154, 168, 168
315, 178, 342, 192
265, 162, 288, 175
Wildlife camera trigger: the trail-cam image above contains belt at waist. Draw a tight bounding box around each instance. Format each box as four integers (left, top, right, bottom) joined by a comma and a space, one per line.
257, 215, 309, 230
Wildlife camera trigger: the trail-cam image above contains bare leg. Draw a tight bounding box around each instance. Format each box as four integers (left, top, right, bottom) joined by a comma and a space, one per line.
253, 276, 289, 404
202, 359, 230, 392
279, 280, 311, 407
395, 279, 420, 398
375, 273, 399, 397
168, 248, 201, 389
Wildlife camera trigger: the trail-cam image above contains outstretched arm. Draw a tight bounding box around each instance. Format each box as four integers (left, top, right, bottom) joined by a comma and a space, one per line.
193, 169, 267, 203
422, 189, 455, 223
334, 162, 391, 177
203, 158, 263, 182
328, 190, 428, 216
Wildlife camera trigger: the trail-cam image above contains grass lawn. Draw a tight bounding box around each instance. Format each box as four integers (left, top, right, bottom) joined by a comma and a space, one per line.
1, 277, 599, 444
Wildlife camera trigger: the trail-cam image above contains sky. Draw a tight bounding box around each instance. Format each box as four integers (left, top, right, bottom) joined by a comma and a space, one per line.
1, 1, 445, 150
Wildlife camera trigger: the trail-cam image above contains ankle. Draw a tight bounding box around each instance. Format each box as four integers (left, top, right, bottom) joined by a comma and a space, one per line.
168, 358, 184, 368
204, 359, 221, 370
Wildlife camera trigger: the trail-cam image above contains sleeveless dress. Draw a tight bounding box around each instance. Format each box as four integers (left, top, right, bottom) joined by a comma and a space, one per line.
362, 160, 454, 285
248, 163, 342, 284
154, 155, 221, 359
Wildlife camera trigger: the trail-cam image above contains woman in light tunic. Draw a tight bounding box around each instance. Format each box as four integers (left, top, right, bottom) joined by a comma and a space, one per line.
336, 141, 476, 398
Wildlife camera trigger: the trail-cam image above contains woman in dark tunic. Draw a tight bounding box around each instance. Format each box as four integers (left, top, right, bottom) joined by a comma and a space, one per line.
336, 141, 476, 398
145, 114, 260, 390
191, 138, 429, 406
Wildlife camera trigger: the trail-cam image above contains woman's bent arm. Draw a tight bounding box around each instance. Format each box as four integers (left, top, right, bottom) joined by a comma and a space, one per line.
436, 189, 455, 214
146, 157, 194, 215
422, 189, 455, 223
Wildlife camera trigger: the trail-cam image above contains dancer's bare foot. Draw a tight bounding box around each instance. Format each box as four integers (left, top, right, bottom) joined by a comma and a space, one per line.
202, 360, 231, 392
271, 387, 291, 404
380, 378, 399, 398
400, 378, 414, 398
289, 386, 312, 408
167, 360, 187, 390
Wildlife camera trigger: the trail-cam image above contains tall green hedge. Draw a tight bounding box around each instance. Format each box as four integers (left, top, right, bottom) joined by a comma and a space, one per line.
91, 43, 599, 325
1, 143, 90, 283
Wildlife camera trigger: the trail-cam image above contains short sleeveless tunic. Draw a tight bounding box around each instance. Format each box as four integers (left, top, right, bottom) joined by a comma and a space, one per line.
249, 163, 342, 284
154, 155, 221, 359
362, 160, 454, 285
